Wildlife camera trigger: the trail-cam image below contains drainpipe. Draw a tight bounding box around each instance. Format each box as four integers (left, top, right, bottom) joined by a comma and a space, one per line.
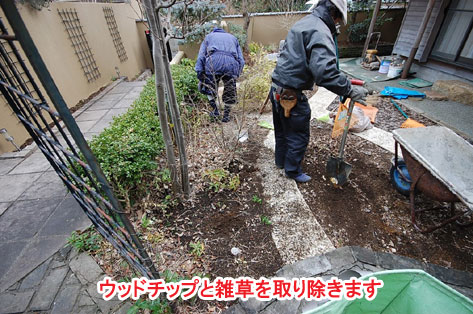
401, 0, 436, 79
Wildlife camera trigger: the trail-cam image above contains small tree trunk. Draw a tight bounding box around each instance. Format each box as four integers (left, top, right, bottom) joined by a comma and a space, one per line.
143, 0, 179, 193
242, 0, 251, 53
155, 10, 191, 196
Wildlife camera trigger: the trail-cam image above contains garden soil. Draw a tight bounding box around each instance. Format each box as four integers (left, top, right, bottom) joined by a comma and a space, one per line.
168, 126, 284, 279
299, 120, 473, 272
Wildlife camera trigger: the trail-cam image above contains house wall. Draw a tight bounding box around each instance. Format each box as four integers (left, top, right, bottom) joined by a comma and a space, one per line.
0, 1, 151, 154
392, 0, 449, 62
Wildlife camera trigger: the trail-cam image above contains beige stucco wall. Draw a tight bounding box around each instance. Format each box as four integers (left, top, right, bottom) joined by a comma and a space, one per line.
180, 9, 405, 58
0, 1, 151, 154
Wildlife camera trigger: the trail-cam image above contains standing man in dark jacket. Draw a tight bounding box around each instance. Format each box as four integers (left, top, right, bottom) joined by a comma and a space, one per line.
270, 0, 368, 183
195, 25, 245, 122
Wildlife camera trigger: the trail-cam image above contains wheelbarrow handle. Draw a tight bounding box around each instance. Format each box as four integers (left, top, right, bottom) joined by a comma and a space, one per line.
339, 98, 356, 159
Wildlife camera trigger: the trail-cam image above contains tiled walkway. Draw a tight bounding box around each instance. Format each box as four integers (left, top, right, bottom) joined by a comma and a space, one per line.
0, 78, 147, 312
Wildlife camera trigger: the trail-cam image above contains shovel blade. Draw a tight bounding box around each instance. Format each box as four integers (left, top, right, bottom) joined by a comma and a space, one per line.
326, 157, 352, 186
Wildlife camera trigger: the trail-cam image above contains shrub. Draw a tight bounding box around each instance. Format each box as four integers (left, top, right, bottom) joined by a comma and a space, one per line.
237, 47, 276, 112
170, 58, 206, 105
87, 77, 164, 200
348, 14, 393, 43
228, 23, 247, 48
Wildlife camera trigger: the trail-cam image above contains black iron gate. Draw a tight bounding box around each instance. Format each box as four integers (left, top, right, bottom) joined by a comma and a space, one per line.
0, 2, 159, 279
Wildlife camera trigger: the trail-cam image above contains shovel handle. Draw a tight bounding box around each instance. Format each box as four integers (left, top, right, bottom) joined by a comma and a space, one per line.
338, 98, 356, 159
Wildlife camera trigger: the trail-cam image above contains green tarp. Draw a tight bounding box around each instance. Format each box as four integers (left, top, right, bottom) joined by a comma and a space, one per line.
306, 270, 473, 314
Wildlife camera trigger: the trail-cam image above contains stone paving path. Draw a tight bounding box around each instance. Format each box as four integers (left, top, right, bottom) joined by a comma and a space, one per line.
225, 246, 473, 314
0, 76, 148, 311
0, 246, 131, 314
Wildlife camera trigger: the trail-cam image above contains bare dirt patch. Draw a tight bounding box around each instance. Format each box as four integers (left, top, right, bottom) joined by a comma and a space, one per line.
299, 121, 473, 272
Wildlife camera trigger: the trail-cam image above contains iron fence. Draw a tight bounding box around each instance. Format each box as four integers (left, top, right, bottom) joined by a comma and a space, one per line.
0, 2, 159, 280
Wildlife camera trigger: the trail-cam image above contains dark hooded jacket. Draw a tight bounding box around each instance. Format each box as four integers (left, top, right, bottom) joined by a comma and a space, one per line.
271, 2, 351, 96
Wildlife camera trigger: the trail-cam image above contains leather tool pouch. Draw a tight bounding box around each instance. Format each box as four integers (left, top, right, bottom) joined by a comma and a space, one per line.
280, 89, 298, 118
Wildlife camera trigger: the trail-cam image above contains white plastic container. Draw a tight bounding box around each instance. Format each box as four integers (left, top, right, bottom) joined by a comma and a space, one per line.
379, 60, 391, 74
387, 64, 403, 78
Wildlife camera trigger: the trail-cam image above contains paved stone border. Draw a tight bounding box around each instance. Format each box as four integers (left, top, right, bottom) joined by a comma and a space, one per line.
0, 246, 131, 314
225, 246, 473, 313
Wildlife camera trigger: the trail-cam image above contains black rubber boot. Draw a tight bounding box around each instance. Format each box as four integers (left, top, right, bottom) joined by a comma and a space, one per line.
209, 99, 219, 118
221, 104, 231, 122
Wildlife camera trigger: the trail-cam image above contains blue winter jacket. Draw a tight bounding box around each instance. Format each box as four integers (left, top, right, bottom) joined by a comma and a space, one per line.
195, 28, 245, 78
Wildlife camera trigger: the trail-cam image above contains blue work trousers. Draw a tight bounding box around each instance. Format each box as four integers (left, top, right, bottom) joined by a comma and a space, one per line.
270, 86, 311, 178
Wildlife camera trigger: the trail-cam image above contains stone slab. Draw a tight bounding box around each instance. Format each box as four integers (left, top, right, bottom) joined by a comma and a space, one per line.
0, 290, 35, 314
263, 298, 301, 314
354, 126, 395, 154
76, 305, 101, 314
0, 236, 70, 293
0, 197, 63, 242
99, 93, 125, 102
76, 290, 96, 307
0, 202, 10, 217
88, 100, 115, 110
87, 284, 122, 313
324, 247, 356, 271
0, 158, 22, 175
18, 171, 68, 201
77, 120, 99, 134
113, 98, 135, 108
29, 266, 69, 311
377, 252, 423, 270
87, 119, 111, 134
351, 246, 377, 266
39, 195, 90, 237
19, 258, 51, 290
101, 108, 128, 121
0, 241, 28, 282
106, 85, 133, 95
69, 253, 104, 285
51, 284, 81, 314
83, 132, 100, 141
0, 173, 41, 202
75, 109, 109, 122
9, 152, 52, 174
291, 254, 332, 278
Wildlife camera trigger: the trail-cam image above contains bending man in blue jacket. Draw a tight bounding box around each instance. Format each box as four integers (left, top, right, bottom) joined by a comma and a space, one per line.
270, 0, 368, 183
195, 25, 245, 122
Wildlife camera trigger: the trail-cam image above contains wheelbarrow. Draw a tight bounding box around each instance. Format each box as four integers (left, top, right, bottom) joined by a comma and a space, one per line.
392, 126, 473, 233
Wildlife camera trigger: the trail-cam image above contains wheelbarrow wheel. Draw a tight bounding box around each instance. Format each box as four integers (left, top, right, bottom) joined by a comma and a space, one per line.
390, 160, 411, 197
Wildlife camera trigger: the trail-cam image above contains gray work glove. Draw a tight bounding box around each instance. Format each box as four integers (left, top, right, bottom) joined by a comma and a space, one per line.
348, 85, 369, 101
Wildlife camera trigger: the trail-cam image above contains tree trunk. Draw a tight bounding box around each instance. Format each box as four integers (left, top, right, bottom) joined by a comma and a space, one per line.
155, 10, 191, 196
142, 0, 180, 193
242, 0, 251, 53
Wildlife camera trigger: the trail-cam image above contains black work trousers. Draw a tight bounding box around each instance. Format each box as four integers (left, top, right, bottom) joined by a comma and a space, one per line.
270, 86, 311, 178
202, 73, 237, 105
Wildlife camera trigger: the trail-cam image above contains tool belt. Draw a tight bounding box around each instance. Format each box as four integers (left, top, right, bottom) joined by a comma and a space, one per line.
272, 83, 298, 118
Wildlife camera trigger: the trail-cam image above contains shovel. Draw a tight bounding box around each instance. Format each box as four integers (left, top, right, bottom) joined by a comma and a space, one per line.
326, 98, 356, 187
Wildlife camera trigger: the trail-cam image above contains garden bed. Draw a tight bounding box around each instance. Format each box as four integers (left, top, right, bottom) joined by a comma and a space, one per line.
299, 121, 473, 272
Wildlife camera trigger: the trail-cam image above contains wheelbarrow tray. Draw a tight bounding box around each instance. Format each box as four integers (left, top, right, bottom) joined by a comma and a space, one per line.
305, 270, 473, 314
392, 126, 473, 212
